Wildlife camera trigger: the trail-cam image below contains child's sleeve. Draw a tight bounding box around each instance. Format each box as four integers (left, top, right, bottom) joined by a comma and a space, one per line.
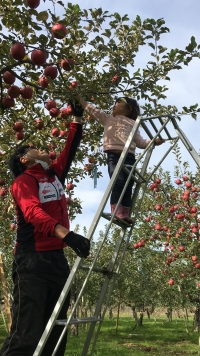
84, 103, 109, 126
134, 129, 151, 149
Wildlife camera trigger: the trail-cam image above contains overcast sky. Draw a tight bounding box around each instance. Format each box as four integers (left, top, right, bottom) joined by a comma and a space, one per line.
50, 0, 200, 235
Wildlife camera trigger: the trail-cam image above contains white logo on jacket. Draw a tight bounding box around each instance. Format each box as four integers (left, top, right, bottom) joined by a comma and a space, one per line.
39, 176, 65, 203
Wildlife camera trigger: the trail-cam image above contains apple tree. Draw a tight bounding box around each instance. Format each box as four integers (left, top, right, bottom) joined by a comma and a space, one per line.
1, 0, 200, 309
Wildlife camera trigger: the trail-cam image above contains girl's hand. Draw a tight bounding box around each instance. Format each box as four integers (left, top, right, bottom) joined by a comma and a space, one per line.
155, 138, 165, 146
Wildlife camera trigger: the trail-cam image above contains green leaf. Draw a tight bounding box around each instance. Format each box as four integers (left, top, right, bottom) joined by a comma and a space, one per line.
36, 11, 49, 22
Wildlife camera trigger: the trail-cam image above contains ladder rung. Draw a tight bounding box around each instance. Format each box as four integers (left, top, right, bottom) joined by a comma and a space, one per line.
123, 165, 146, 183
55, 317, 102, 325
80, 264, 116, 276
101, 212, 131, 227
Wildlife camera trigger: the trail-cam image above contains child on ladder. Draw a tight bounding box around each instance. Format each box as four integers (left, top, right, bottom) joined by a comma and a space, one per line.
71, 95, 164, 223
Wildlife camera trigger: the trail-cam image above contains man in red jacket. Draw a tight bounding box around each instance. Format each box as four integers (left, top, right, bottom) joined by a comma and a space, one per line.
0, 115, 90, 356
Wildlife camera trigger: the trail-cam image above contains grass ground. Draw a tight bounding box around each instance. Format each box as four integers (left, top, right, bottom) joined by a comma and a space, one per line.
0, 315, 198, 355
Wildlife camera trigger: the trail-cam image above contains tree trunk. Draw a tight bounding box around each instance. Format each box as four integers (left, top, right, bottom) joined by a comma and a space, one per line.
0, 254, 11, 331
166, 307, 172, 322
138, 312, 143, 326
108, 307, 113, 319
132, 306, 138, 321
193, 306, 200, 332
115, 300, 120, 334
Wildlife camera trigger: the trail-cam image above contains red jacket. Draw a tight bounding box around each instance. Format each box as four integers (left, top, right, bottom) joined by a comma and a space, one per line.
12, 122, 82, 254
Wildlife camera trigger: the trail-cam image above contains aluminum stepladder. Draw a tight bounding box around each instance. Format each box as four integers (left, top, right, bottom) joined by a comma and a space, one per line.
33, 114, 200, 356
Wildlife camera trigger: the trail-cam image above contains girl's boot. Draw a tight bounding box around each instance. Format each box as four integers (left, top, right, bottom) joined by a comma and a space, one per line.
110, 204, 124, 219
121, 206, 133, 224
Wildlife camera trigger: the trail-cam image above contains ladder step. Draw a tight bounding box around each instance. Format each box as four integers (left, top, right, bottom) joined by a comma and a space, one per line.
123, 165, 146, 183
101, 212, 131, 227
80, 264, 116, 276
55, 317, 102, 326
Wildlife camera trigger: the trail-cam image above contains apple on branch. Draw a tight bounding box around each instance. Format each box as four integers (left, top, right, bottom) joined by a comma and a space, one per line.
61, 58, 75, 71
8, 85, 21, 98
46, 100, 57, 111
67, 183, 74, 190
2, 96, 15, 108
51, 128, 60, 137
51, 23, 67, 39
44, 66, 58, 80
25, 0, 40, 8
3, 71, 16, 84
20, 87, 33, 99
49, 108, 60, 117
15, 131, 24, 140
34, 120, 44, 130
13, 122, 24, 132
31, 49, 47, 65
39, 76, 49, 88
10, 43, 26, 60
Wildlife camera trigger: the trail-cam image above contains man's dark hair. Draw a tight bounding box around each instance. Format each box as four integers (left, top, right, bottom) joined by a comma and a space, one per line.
9, 145, 31, 179
116, 97, 140, 120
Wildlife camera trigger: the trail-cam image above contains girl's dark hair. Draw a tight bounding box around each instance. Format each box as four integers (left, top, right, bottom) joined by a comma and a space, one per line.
8, 145, 31, 179
116, 97, 140, 120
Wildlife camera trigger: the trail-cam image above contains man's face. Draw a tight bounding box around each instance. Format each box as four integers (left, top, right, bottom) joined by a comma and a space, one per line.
112, 100, 129, 117
23, 146, 51, 165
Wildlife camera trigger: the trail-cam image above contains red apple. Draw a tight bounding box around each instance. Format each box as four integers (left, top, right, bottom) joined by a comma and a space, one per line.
69, 81, 78, 90
180, 273, 185, 278
51, 128, 60, 137
31, 49, 47, 65
111, 75, 120, 85
168, 279, 174, 285
3, 71, 16, 84
25, 0, 40, 8
67, 183, 74, 190
0, 179, 5, 186
183, 176, 189, 181
145, 216, 151, 222
133, 243, 139, 249
60, 108, 70, 118
46, 100, 56, 111
34, 119, 44, 130
39, 76, 49, 88
48, 151, 56, 160
61, 58, 74, 71
15, 131, 24, 140
20, 86, 33, 99
155, 204, 162, 210
155, 178, 161, 184
190, 207, 197, 213
67, 105, 73, 115
2, 96, 15, 108
8, 85, 20, 98
10, 223, 16, 230
65, 197, 73, 205
85, 163, 92, 172
51, 23, 67, 39
10, 43, 25, 60
44, 66, 58, 80
155, 223, 162, 230
13, 121, 24, 132
49, 108, 60, 117
192, 256, 197, 261
60, 130, 68, 137
185, 181, 192, 188
179, 246, 185, 252
175, 179, 182, 185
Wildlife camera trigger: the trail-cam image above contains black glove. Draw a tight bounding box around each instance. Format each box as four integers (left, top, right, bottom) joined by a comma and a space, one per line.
63, 231, 90, 258
69, 100, 84, 117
